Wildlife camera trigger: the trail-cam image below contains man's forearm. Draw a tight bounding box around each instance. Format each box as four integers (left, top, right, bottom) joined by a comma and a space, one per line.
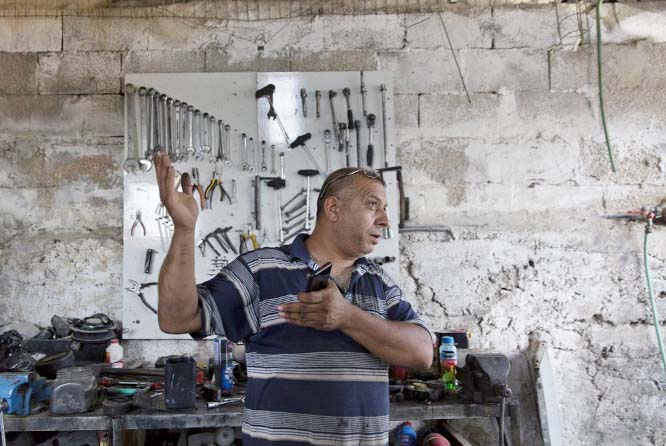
157, 228, 200, 333
342, 306, 433, 369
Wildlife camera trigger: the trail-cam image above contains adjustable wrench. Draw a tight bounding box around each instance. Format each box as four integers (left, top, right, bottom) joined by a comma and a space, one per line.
256, 84, 290, 145
328, 90, 344, 152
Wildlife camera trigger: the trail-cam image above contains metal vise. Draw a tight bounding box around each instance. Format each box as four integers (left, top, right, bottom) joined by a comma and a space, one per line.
0, 372, 50, 415
459, 353, 513, 404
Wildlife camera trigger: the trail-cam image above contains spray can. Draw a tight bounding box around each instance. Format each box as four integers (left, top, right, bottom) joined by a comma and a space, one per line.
214, 339, 234, 393
396, 421, 417, 446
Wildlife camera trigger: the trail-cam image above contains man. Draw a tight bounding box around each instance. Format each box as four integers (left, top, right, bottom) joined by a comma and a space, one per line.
154, 148, 433, 446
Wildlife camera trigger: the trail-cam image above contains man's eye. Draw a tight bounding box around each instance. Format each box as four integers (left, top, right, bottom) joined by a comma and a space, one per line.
368, 201, 378, 208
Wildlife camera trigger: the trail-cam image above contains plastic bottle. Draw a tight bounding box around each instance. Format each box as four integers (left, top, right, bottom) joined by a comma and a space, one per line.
396, 421, 417, 446
105, 339, 124, 368
439, 336, 457, 389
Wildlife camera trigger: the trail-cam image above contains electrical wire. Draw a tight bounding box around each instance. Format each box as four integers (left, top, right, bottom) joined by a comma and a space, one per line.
596, 0, 616, 173
643, 223, 666, 373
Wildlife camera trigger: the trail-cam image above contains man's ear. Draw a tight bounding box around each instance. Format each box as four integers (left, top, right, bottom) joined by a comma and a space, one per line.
324, 196, 339, 222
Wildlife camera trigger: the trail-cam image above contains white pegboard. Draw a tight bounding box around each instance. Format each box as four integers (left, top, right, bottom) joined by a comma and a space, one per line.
122, 72, 398, 339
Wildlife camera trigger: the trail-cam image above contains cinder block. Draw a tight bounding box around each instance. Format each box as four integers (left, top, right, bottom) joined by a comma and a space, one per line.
493, 5, 559, 49
418, 93, 500, 137
378, 49, 463, 94
0, 135, 123, 189
405, 9, 492, 49
0, 53, 38, 95
64, 17, 149, 51
38, 52, 122, 95
124, 50, 206, 73
205, 48, 290, 72
0, 235, 122, 326
318, 14, 404, 51
0, 18, 61, 52
291, 50, 378, 72
550, 42, 666, 92
0, 95, 123, 137
147, 18, 217, 50
460, 48, 549, 92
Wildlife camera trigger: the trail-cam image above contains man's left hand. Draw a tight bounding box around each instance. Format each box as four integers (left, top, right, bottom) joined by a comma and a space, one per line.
277, 280, 353, 331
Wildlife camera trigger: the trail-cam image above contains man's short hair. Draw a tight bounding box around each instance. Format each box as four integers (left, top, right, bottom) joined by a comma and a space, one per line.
315, 167, 385, 218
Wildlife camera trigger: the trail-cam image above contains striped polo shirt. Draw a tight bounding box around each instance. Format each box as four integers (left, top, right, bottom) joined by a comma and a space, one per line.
193, 234, 432, 446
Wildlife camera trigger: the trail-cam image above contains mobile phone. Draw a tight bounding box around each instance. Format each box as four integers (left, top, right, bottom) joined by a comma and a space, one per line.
306, 262, 332, 292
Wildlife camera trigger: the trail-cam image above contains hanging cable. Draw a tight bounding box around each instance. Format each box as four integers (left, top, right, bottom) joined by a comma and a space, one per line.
596, 0, 616, 172
643, 220, 666, 373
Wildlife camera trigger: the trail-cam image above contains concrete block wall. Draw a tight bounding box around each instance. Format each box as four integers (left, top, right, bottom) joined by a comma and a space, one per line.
1, 2, 666, 444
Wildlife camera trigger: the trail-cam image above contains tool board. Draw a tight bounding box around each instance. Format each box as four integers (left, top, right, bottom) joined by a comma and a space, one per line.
123, 72, 398, 339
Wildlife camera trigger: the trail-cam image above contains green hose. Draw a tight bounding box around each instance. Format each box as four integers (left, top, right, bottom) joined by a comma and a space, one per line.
596, 0, 617, 173
643, 225, 666, 372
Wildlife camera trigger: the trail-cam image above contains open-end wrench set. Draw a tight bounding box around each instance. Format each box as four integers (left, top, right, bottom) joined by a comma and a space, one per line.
122, 72, 401, 339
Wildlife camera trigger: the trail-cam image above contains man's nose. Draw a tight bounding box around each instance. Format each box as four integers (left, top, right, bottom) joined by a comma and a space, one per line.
376, 208, 389, 227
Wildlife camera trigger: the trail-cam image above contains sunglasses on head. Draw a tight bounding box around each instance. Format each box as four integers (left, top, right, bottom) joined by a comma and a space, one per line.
318, 167, 382, 201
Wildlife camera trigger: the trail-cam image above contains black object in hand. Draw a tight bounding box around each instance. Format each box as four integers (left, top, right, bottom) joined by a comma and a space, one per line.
306, 262, 332, 292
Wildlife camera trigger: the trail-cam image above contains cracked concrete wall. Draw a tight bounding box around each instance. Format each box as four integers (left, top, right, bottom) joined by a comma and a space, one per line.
1, 1, 665, 444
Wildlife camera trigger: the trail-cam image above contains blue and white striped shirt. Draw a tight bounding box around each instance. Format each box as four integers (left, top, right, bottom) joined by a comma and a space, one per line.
194, 234, 432, 446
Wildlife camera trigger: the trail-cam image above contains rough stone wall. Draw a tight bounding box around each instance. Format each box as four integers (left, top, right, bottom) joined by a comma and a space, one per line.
1, 2, 665, 445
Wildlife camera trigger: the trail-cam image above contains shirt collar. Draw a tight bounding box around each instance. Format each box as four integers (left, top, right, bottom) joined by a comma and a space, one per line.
285, 233, 370, 271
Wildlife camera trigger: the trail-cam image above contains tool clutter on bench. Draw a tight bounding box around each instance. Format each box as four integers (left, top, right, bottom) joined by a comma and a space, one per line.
122, 72, 404, 339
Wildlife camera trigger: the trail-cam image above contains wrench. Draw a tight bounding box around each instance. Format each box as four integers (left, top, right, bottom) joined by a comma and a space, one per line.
166, 98, 173, 157
202, 112, 211, 153
122, 83, 140, 174
213, 119, 224, 163
343, 87, 354, 130
281, 188, 305, 211
260, 140, 267, 172
355, 119, 362, 167
172, 100, 181, 162
284, 208, 307, 224
360, 71, 368, 117
270, 144, 277, 175
328, 90, 343, 152
284, 198, 306, 217
249, 137, 256, 173
224, 124, 232, 166
193, 109, 202, 159
160, 94, 168, 155
283, 217, 306, 233
241, 133, 248, 171
138, 87, 148, 159
340, 123, 350, 167
135, 87, 152, 171
146, 88, 155, 152
324, 129, 332, 173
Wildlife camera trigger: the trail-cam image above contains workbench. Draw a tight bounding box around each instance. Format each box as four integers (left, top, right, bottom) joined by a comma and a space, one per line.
3, 399, 522, 446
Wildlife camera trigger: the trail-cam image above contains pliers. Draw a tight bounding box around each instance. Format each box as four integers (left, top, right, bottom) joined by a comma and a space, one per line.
191, 168, 206, 210
205, 166, 232, 210
131, 210, 146, 236
125, 280, 158, 314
